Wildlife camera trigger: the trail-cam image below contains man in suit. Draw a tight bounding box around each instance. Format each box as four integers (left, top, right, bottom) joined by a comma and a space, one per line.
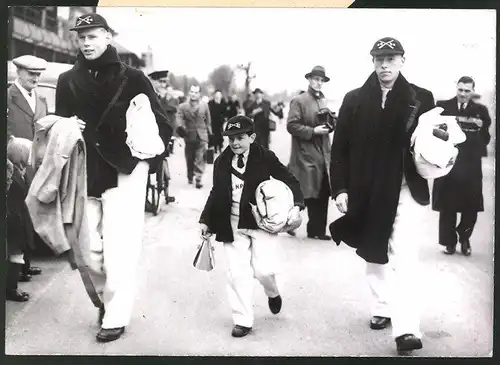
177, 84, 212, 189
7, 55, 49, 283
432, 76, 491, 256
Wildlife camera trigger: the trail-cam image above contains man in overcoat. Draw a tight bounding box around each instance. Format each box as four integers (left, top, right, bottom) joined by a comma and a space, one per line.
208, 89, 227, 153
329, 37, 435, 353
246, 88, 274, 149
287, 66, 333, 240
7, 55, 48, 282
56, 13, 172, 342
177, 84, 212, 188
432, 76, 491, 256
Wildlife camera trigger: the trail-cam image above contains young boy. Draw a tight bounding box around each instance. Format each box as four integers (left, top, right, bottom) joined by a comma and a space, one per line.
199, 115, 305, 338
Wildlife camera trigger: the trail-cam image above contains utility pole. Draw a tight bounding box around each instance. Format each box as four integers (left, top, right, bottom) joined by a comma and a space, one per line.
237, 61, 255, 97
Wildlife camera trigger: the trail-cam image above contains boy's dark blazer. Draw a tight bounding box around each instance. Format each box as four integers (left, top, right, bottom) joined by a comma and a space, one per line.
200, 143, 305, 242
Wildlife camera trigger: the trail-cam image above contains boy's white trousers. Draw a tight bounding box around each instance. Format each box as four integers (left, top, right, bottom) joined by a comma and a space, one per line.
86, 161, 149, 329
223, 215, 280, 328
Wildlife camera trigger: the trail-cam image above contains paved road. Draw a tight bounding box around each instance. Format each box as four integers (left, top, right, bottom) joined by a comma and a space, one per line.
5, 121, 494, 356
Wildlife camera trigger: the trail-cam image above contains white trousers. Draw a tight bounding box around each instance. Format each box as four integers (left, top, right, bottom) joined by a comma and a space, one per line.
86, 161, 149, 329
224, 216, 281, 328
365, 184, 427, 339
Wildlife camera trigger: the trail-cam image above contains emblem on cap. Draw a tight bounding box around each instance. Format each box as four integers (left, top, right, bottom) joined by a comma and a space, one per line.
228, 122, 241, 129
76, 15, 93, 26
377, 39, 396, 49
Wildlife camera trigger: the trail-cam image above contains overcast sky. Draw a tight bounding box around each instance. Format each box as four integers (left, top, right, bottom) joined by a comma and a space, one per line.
95, 7, 496, 101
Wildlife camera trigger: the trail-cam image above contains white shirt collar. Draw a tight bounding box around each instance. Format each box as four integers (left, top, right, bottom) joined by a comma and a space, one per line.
15, 79, 36, 112
458, 101, 468, 109
233, 148, 250, 161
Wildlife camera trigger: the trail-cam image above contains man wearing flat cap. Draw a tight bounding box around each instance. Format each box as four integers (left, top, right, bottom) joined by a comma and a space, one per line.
330, 37, 435, 353
287, 66, 334, 240
56, 13, 172, 342
6, 54, 49, 294
199, 115, 304, 338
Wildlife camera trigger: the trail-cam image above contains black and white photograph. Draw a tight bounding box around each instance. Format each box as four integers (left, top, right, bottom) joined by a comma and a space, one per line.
4, 5, 496, 357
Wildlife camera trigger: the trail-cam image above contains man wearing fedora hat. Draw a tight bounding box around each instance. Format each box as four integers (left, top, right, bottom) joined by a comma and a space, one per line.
287, 65, 334, 240
7, 55, 49, 292
199, 115, 304, 338
330, 37, 435, 353
56, 13, 172, 342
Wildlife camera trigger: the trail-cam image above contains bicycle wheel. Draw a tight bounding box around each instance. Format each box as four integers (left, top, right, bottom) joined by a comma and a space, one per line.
161, 159, 174, 204
145, 173, 161, 215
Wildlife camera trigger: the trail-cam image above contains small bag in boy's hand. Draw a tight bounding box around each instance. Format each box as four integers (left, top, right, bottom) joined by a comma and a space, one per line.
193, 236, 215, 271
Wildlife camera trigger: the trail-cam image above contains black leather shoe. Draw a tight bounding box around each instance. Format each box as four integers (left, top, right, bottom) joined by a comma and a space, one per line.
307, 234, 331, 241
268, 295, 282, 314
231, 325, 252, 338
188, 179, 193, 185
395, 333, 423, 352
443, 245, 456, 255
165, 196, 176, 204
98, 305, 105, 326
459, 237, 471, 256
96, 327, 125, 342
6, 289, 30, 302
26, 267, 42, 276
196, 182, 203, 189
19, 272, 32, 282
286, 230, 296, 237
370, 316, 391, 330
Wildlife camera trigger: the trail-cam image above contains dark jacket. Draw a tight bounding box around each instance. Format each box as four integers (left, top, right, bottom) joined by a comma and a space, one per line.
56, 51, 172, 197
226, 99, 240, 119
432, 97, 491, 212
287, 88, 332, 199
208, 99, 227, 143
247, 99, 273, 148
329, 72, 435, 264
199, 143, 305, 243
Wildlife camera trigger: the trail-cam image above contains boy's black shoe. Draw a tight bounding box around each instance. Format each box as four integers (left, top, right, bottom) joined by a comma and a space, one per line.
370, 316, 391, 330
268, 295, 282, 314
196, 182, 203, 189
395, 333, 423, 352
231, 325, 252, 338
96, 327, 125, 342
25, 267, 42, 275
19, 272, 32, 282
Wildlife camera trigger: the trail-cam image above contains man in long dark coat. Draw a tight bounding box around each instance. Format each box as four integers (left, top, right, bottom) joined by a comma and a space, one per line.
329, 37, 435, 353
246, 88, 274, 149
287, 66, 333, 240
432, 76, 491, 256
208, 90, 227, 154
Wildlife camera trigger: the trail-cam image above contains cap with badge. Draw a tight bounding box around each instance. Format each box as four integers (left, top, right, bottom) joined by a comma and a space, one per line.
70, 13, 110, 31
370, 37, 405, 56
12, 55, 47, 72
148, 70, 169, 80
223, 115, 255, 136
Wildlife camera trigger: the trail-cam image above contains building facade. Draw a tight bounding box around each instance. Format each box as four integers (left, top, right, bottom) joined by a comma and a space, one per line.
8, 6, 144, 68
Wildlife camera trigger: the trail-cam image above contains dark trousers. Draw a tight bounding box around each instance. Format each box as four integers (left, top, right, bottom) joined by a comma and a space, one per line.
6, 262, 22, 291
22, 249, 32, 274
439, 211, 478, 247
304, 173, 330, 237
